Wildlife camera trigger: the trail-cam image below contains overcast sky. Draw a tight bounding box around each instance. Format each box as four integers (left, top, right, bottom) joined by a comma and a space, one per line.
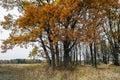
0, 6, 33, 60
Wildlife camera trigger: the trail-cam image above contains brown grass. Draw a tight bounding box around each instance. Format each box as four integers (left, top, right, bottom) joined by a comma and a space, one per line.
0, 64, 120, 80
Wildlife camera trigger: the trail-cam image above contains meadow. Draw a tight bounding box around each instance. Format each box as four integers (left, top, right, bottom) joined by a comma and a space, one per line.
0, 64, 120, 80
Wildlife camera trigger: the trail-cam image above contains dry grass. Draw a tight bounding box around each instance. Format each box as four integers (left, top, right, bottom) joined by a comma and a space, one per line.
0, 64, 120, 80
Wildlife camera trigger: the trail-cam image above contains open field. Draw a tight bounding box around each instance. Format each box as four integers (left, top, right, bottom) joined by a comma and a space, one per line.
0, 64, 120, 80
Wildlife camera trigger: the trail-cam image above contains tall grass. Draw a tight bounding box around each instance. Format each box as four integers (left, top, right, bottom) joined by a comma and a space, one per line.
0, 64, 120, 80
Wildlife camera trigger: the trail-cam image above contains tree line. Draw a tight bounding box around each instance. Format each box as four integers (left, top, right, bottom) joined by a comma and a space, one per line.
0, 0, 120, 69
0, 59, 42, 64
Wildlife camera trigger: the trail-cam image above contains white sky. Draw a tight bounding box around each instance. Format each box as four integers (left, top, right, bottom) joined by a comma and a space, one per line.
0, 6, 33, 60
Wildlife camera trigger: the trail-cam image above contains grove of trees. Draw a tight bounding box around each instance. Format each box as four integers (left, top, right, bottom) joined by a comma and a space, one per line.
0, 0, 120, 69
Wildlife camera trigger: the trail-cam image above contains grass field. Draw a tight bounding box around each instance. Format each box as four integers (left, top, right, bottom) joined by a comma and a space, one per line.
0, 64, 120, 80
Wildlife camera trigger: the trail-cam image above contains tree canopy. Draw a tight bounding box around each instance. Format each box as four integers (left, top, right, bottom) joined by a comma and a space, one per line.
0, 0, 120, 69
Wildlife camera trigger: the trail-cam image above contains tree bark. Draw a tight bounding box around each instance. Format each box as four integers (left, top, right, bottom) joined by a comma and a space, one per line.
63, 41, 70, 69
55, 44, 60, 66
94, 42, 97, 68
90, 44, 94, 66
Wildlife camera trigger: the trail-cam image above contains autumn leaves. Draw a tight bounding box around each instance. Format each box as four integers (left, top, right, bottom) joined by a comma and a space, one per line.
1, 0, 120, 68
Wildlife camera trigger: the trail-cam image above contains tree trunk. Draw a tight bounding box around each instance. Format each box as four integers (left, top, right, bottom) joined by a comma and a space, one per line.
103, 54, 107, 64
63, 41, 70, 69
79, 44, 81, 65
64, 51, 70, 68
55, 44, 60, 66
113, 53, 119, 65
90, 44, 94, 66
94, 43, 97, 68
40, 37, 51, 66
75, 45, 78, 65
51, 53, 55, 70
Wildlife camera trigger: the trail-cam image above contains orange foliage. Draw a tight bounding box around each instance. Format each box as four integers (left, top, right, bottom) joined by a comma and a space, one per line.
1, 0, 120, 53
